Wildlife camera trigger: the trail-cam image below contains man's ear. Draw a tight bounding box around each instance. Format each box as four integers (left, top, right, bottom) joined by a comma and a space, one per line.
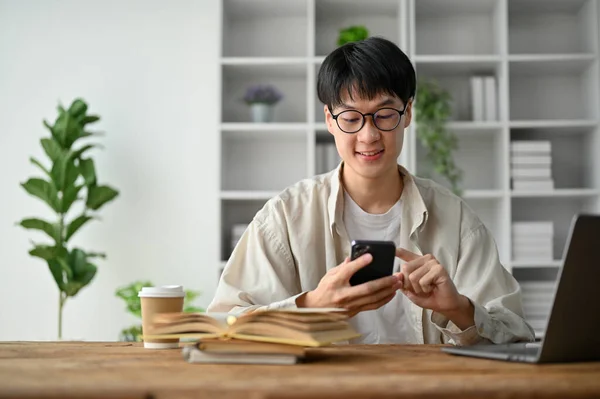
324, 105, 334, 135
403, 99, 413, 129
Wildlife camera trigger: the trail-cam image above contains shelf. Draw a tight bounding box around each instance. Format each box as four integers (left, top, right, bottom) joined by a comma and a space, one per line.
463, 190, 504, 199
220, 191, 280, 200
221, 57, 308, 66
221, 123, 308, 140
509, 54, 596, 75
509, 120, 598, 131
222, 62, 306, 79
511, 260, 563, 269
446, 121, 504, 135
222, 123, 308, 131
511, 189, 600, 198
415, 55, 501, 75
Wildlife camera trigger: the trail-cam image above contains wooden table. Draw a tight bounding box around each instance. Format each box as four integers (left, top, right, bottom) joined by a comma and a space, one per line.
1, 342, 600, 399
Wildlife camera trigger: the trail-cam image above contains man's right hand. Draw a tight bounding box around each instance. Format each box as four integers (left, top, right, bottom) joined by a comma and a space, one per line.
296, 253, 402, 317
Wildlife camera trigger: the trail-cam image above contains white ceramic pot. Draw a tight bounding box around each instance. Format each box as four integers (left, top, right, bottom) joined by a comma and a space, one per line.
250, 103, 274, 123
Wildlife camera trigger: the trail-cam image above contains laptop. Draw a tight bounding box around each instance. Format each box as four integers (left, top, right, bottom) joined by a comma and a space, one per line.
442, 214, 600, 363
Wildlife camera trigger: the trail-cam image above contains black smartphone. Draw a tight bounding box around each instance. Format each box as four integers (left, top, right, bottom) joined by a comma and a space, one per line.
349, 240, 396, 286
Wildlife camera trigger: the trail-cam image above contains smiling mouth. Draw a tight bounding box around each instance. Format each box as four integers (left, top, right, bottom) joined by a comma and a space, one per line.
357, 149, 384, 156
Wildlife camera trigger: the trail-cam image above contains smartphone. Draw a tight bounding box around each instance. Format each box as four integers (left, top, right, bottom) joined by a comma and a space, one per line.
349, 240, 396, 286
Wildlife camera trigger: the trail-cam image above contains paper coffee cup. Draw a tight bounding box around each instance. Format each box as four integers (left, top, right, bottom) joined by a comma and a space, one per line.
138, 285, 185, 349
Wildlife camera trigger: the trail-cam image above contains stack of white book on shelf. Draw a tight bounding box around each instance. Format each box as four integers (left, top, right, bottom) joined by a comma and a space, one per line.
470, 75, 497, 121
520, 280, 556, 338
315, 142, 341, 174
510, 140, 554, 191
512, 221, 554, 261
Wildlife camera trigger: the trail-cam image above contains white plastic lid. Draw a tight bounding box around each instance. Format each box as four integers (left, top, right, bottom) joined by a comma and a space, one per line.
138, 285, 185, 298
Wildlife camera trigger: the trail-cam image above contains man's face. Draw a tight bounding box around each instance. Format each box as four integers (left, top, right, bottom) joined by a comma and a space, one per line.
325, 91, 412, 180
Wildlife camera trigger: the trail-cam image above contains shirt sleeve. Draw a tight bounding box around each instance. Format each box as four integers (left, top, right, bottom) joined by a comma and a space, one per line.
206, 203, 304, 314
431, 223, 536, 346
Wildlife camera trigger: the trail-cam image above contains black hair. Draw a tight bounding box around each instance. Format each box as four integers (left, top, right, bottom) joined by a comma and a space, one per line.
317, 37, 416, 110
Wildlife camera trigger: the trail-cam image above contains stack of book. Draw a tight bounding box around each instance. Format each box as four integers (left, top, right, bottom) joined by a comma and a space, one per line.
512, 221, 554, 261
147, 308, 360, 364
315, 142, 341, 174
520, 280, 556, 338
510, 140, 554, 191
470, 75, 497, 121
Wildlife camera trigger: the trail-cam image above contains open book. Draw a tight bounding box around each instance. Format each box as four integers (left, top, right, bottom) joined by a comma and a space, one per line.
145, 308, 361, 347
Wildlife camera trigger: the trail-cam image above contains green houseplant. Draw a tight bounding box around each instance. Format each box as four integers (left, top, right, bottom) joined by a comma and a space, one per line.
415, 79, 463, 195
337, 25, 369, 46
115, 280, 204, 342
18, 98, 119, 339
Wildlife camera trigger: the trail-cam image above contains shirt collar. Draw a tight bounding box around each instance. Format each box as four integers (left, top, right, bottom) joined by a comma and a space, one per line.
327, 163, 428, 238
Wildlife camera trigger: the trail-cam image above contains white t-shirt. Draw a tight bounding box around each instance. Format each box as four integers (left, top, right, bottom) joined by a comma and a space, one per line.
342, 190, 410, 344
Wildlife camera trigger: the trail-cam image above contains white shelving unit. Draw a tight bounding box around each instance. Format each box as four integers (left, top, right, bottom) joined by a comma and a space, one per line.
218, 0, 600, 336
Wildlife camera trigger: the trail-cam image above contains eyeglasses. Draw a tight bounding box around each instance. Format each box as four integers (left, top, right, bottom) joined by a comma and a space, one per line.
331, 106, 407, 134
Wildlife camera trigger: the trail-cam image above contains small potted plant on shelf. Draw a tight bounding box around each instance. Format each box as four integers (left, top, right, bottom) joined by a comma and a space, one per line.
243, 84, 283, 123
337, 25, 369, 46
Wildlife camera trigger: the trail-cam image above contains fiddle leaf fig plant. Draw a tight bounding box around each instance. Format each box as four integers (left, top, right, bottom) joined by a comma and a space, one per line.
415, 79, 463, 195
18, 98, 119, 339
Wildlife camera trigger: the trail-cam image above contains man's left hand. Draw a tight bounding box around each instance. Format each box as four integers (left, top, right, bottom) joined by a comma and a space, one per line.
395, 248, 466, 315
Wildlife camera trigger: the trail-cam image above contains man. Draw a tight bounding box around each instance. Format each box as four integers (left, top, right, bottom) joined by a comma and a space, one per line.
208, 37, 534, 346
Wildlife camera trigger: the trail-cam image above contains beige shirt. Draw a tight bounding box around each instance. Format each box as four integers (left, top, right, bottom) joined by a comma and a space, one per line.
208, 164, 535, 345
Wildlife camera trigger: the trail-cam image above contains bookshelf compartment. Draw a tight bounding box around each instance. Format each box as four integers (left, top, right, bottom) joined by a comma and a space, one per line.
414, 0, 501, 55
315, 0, 400, 57
222, 64, 307, 123
221, 135, 307, 191
509, 63, 597, 121
511, 196, 597, 262
510, 128, 599, 190
220, 200, 268, 261
417, 130, 504, 191
222, 0, 308, 57
508, 0, 597, 55
415, 62, 501, 122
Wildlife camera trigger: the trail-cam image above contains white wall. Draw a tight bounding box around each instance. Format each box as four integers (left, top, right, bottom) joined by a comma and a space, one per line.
0, 0, 220, 340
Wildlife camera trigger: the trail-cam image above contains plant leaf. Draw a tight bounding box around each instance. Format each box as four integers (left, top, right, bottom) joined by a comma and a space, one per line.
115, 281, 153, 318
68, 98, 88, 118
30, 157, 50, 177
79, 158, 96, 186
52, 111, 75, 148
86, 251, 106, 259
86, 185, 119, 210
47, 259, 66, 291
29, 245, 57, 261
61, 184, 83, 214
40, 138, 63, 163
65, 214, 93, 242
20, 178, 60, 212
74, 262, 97, 288
82, 115, 100, 125
56, 256, 73, 280
18, 218, 59, 242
